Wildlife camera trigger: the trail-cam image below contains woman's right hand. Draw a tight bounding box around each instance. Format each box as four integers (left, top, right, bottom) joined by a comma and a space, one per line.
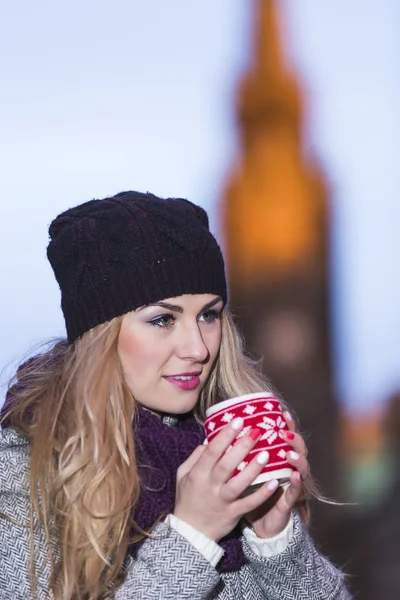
173, 417, 279, 542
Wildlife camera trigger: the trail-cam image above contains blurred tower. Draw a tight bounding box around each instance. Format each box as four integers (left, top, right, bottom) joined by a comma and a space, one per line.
222, 0, 341, 547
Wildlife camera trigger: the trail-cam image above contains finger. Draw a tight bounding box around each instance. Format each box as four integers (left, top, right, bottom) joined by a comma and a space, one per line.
282, 470, 304, 507
222, 449, 269, 502
286, 451, 310, 481
281, 429, 308, 457
234, 477, 280, 516
177, 445, 207, 479
196, 417, 245, 472
283, 410, 296, 433
212, 427, 263, 484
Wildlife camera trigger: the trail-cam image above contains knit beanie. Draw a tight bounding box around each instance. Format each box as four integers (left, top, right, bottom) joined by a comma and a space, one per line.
47, 191, 227, 343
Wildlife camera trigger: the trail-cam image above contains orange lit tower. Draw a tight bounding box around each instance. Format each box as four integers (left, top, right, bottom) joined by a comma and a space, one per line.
222, 0, 340, 547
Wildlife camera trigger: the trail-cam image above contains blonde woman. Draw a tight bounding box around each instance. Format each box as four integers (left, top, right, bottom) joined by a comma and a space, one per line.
0, 191, 350, 599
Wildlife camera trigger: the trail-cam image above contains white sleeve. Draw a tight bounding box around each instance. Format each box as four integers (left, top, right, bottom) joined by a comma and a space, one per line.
242, 516, 294, 557
164, 514, 224, 568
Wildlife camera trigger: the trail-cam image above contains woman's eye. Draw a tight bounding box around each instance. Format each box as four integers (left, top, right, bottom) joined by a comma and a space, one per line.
149, 314, 175, 328
199, 309, 220, 323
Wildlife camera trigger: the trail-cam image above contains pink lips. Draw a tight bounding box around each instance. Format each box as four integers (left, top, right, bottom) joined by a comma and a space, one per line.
163, 372, 201, 391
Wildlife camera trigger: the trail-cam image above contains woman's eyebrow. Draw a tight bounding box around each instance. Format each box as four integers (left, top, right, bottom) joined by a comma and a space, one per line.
138, 297, 223, 314
138, 301, 183, 313
200, 297, 223, 312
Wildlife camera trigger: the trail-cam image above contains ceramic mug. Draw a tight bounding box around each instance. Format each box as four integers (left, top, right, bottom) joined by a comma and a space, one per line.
205, 392, 295, 493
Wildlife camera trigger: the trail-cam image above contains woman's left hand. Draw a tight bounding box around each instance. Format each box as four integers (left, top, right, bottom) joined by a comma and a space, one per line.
244, 411, 310, 539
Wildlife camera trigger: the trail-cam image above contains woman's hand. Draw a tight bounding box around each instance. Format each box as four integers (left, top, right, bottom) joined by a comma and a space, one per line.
244, 411, 310, 539
174, 418, 283, 543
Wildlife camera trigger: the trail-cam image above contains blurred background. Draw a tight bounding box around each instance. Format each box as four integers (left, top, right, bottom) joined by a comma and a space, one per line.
1, 0, 399, 597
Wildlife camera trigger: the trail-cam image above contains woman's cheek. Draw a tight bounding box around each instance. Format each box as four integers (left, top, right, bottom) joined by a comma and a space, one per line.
118, 325, 147, 371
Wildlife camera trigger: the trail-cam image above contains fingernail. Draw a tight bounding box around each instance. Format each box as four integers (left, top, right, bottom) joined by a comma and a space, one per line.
286, 431, 295, 440
296, 471, 302, 482
289, 451, 300, 460
249, 427, 262, 441
256, 450, 269, 464
285, 411, 293, 422
231, 417, 244, 430
267, 479, 279, 491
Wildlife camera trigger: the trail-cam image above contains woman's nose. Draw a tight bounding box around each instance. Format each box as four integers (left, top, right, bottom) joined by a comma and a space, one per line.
176, 325, 209, 362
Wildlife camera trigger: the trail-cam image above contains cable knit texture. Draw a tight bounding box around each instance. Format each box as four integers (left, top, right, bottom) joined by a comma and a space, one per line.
46, 191, 227, 343
131, 405, 246, 572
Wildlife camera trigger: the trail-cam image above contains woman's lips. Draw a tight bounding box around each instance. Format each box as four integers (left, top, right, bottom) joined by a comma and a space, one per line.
163, 375, 201, 390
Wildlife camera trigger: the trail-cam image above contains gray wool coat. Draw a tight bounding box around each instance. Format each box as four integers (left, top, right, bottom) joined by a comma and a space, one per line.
0, 428, 351, 599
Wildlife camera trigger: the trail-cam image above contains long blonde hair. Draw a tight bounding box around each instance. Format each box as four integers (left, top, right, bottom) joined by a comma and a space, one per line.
2, 309, 312, 599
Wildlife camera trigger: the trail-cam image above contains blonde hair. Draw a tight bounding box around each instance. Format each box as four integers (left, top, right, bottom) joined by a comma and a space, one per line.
2, 308, 315, 599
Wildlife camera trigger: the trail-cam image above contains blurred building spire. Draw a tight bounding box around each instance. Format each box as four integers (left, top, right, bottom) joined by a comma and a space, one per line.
222, 0, 340, 555
224, 0, 327, 282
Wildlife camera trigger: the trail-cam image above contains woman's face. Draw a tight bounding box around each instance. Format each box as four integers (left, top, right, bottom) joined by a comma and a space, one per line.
118, 294, 223, 415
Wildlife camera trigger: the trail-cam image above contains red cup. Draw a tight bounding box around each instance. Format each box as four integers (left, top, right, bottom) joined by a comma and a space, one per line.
205, 393, 295, 492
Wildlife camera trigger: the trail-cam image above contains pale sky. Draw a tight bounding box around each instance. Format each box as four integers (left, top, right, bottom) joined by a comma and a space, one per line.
1, 0, 399, 414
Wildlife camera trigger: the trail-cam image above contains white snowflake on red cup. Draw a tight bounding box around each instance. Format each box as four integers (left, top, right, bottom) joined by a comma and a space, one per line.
243, 404, 256, 415
221, 412, 235, 423
258, 415, 286, 444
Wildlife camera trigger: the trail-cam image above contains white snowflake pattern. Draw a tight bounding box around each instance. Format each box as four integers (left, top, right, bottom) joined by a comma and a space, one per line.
236, 425, 252, 439
207, 421, 216, 431
277, 449, 287, 459
258, 415, 286, 444
243, 404, 256, 415
237, 461, 248, 471
276, 416, 285, 428
221, 412, 235, 423
264, 401, 274, 411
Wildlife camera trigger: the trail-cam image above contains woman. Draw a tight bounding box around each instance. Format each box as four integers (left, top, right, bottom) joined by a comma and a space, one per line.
0, 191, 350, 599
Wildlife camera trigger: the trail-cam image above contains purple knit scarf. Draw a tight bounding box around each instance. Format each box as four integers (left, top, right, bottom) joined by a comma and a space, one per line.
128, 405, 247, 572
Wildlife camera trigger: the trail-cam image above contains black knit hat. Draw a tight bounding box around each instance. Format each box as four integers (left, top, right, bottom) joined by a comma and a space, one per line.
47, 191, 227, 343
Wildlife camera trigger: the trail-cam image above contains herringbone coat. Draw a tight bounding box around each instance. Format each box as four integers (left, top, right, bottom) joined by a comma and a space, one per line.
0, 428, 351, 599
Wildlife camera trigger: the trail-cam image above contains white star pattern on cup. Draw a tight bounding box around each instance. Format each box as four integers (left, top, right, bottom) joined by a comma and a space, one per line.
258, 415, 286, 443
264, 401, 274, 411
243, 404, 256, 415
221, 412, 235, 423
207, 421, 216, 431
